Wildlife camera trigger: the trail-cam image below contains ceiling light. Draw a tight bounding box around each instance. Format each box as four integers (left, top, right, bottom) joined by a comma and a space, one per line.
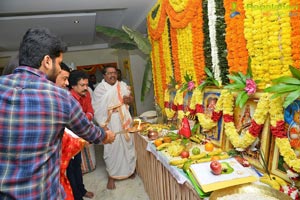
74, 20, 79, 24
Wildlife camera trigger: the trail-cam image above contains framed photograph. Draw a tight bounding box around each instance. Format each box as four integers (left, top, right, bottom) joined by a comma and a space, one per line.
269, 100, 300, 185
230, 92, 271, 171
269, 137, 291, 183
201, 87, 225, 148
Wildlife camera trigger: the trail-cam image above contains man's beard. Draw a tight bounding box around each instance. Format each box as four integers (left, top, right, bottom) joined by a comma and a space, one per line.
47, 63, 59, 82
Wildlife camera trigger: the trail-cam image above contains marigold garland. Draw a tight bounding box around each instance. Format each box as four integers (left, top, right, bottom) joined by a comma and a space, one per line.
269, 95, 300, 173
147, 0, 167, 40
191, 2, 206, 83
189, 88, 218, 130
289, 0, 300, 69
243, 0, 292, 89
224, 0, 248, 74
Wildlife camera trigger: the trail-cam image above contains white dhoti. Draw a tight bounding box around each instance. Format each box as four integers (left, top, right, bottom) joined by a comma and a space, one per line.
92, 80, 136, 179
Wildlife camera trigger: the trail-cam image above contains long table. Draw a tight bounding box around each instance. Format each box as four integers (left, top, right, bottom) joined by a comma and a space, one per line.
134, 133, 202, 200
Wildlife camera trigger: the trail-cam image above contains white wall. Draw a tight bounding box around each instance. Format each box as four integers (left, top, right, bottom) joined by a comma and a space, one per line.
128, 51, 155, 116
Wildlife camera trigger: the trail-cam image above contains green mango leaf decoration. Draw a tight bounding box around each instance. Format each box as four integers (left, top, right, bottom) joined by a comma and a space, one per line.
197, 67, 220, 91
224, 57, 258, 108
264, 65, 300, 108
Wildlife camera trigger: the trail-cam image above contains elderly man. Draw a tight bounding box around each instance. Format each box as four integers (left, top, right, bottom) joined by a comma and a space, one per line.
0, 27, 115, 200
92, 66, 136, 190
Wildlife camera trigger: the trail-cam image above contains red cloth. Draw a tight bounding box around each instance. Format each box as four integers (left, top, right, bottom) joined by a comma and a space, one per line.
212, 111, 223, 122
60, 131, 86, 200
70, 89, 94, 121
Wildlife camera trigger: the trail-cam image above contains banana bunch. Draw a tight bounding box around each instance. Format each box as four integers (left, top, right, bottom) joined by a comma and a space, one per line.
189, 134, 205, 144
259, 174, 287, 190
166, 143, 185, 157
169, 158, 188, 166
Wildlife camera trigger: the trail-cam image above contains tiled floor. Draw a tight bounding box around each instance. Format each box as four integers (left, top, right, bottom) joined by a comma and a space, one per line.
82, 145, 150, 200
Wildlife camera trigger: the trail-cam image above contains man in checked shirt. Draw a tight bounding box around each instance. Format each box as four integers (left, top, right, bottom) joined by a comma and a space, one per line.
0, 27, 115, 200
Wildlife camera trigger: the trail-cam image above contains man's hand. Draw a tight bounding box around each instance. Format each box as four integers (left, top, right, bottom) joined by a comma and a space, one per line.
102, 130, 116, 144
123, 95, 133, 105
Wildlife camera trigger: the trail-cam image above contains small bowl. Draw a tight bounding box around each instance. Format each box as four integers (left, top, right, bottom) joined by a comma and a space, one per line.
148, 130, 158, 140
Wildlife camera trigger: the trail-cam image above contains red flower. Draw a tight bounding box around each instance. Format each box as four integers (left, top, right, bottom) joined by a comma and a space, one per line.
270, 120, 287, 138
195, 104, 204, 113
212, 111, 223, 122
248, 119, 264, 137
223, 114, 234, 122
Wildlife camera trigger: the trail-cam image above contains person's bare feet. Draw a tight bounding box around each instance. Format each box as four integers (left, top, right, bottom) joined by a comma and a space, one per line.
84, 191, 94, 199
107, 177, 116, 190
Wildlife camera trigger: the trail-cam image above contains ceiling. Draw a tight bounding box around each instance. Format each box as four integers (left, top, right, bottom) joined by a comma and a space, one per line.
0, 0, 157, 54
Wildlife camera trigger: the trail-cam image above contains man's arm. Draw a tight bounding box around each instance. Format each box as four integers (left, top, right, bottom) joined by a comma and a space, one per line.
68, 95, 115, 144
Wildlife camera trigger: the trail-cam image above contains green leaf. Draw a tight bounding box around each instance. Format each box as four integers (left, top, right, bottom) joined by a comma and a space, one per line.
264, 84, 299, 93
235, 91, 246, 107
122, 25, 152, 55
224, 83, 245, 90
272, 76, 300, 85
283, 89, 300, 108
140, 58, 153, 101
247, 57, 252, 77
212, 79, 220, 87
289, 65, 300, 79
204, 67, 213, 77
239, 92, 249, 108
96, 25, 132, 43
237, 71, 247, 83
227, 74, 244, 85
270, 93, 285, 99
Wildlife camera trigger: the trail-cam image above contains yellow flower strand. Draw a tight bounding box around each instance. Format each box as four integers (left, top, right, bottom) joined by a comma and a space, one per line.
176, 24, 196, 84
269, 94, 300, 173
168, 0, 189, 12
162, 20, 174, 85
151, 40, 164, 108
173, 90, 185, 120
222, 90, 269, 149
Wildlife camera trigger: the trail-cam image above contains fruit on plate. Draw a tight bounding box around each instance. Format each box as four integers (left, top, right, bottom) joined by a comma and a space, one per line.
180, 150, 190, 158
192, 147, 201, 155
210, 160, 222, 175
220, 162, 234, 174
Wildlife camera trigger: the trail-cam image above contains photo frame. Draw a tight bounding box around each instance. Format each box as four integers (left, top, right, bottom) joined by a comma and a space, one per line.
201, 87, 225, 148
268, 100, 300, 185
269, 136, 292, 183
229, 92, 271, 171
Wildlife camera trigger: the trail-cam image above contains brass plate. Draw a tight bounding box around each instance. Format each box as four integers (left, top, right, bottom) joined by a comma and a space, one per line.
209, 183, 292, 200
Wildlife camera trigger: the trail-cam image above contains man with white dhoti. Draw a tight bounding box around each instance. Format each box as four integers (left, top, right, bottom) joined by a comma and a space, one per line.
92, 66, 136, 190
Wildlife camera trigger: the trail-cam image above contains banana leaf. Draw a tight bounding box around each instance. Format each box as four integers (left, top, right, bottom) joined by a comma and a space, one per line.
122, 25, 152, 55
283, 89, 300, 108
272, 76, 300, 85
96, 25, 132, 43
289, 65, 300, 79
141, 58, 153, 101
111, 43, 137, 50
